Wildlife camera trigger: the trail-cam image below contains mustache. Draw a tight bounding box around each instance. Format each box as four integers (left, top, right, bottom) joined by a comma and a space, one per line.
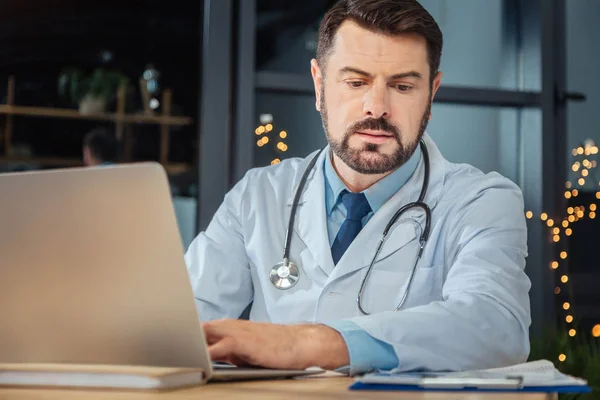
347, 117, 400, 139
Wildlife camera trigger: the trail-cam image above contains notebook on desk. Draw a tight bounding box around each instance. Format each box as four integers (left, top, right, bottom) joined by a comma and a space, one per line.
0, 163, 323, 391
349, 359, 591, 393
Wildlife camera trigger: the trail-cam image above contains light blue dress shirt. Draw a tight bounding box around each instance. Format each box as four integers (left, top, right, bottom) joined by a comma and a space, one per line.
323, 146, 421, 375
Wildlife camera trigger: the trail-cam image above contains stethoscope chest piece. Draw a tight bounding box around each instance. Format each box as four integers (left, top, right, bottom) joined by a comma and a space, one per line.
269, 259, 299, 290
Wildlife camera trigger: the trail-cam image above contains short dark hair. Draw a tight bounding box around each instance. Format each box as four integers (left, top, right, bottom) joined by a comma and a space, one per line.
316, 0, 443, 82
83, 127, 119, 162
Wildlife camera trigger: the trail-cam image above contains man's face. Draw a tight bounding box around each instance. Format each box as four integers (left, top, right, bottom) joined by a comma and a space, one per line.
311, 21, 442, 174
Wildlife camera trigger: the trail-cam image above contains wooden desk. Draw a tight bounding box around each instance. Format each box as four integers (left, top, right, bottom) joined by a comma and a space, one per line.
0, 377, 557, 400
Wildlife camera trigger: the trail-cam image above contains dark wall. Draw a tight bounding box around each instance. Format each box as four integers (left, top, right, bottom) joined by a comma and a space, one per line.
0, 0, 201, 165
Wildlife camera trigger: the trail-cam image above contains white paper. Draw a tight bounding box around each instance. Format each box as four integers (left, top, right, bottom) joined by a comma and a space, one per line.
357, 360, 588, 388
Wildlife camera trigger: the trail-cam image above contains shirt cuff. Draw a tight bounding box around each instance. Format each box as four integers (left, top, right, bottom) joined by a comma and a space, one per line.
323, 320, 399, 376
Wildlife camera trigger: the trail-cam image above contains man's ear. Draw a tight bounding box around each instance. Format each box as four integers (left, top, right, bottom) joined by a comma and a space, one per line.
310, 59, 323, 111
428, 71, 443, 120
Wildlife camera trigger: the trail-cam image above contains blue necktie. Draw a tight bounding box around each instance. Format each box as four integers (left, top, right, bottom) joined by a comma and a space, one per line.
331, 190, 372, 265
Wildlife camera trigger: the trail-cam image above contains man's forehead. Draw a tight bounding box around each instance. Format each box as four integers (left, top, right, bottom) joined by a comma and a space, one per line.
328, 20, 429, 73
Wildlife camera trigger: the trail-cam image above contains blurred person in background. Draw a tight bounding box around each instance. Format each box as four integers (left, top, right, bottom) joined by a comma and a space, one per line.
82, 127, 119, 167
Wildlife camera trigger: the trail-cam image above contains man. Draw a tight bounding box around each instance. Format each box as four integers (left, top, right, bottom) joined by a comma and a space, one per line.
82, 127, 119, 167
185, 0, 531, 375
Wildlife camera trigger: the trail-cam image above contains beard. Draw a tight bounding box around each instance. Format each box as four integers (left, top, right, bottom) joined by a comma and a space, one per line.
319, 88, 431, 175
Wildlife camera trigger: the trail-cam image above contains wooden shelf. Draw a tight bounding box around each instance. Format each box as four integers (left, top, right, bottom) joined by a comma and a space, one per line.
1, 75, 196, 171
0, 156, 81, 167
0, 156, 191, 174
0, 105, 193, 126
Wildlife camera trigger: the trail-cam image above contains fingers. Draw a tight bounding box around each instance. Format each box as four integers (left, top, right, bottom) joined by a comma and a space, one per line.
202, 320, 228, 344
202, 320, 258, 367
202, 319, 231, 338
208, 336, 237, 361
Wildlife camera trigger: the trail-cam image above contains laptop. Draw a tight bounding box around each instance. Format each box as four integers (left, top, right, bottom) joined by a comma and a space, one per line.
0, 163, 322, 382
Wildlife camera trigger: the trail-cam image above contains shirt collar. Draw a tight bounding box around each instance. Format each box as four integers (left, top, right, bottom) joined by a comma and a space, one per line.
324, 145, 422, 215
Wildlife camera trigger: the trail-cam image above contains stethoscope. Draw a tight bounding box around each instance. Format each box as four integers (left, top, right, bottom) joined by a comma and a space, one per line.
269, 140, 432, 315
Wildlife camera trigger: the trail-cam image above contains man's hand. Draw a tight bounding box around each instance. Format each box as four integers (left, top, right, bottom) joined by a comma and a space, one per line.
202, 319, 350, 370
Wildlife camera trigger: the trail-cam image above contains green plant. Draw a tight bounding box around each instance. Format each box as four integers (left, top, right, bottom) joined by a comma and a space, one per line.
58, 67, 129, 105
529, 326, 600, 399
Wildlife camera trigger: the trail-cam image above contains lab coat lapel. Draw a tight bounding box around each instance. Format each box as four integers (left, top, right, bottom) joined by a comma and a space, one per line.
286, 149, 336, 276
326, 133, 446, 283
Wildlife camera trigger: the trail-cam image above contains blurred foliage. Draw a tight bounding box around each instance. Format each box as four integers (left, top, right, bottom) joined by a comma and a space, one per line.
529, 325, 600, 399
58, 67, 129, 105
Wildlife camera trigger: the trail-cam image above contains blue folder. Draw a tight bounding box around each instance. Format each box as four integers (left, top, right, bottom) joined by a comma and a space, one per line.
349, 381, 592, 393
348, 360, 591, 394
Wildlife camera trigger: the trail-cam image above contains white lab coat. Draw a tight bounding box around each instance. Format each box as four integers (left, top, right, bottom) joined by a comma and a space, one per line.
185, 132, 531, 373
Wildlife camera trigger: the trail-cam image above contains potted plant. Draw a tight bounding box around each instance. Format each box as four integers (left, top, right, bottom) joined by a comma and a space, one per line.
58, 67, 129, 114
529, 326, 600, 399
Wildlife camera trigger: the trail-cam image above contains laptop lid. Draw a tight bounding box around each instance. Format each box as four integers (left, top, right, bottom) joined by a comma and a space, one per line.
0, 163, 213, 375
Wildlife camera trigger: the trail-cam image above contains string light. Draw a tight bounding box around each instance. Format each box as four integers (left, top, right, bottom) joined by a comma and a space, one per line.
255, 120, 292, 162
533, 141, 600, 356
277, 142, 288, 152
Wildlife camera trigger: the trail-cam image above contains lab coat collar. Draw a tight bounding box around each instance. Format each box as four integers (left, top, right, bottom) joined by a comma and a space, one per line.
286, 147, 335, 276
286, 132, 446, 279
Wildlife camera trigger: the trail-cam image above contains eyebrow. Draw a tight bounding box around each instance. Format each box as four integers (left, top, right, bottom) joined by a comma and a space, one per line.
338, 66, 423, 80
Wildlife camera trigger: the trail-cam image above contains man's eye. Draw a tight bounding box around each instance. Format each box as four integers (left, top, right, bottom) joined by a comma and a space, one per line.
396, 85, 412, 92
348, 81, 365, 88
